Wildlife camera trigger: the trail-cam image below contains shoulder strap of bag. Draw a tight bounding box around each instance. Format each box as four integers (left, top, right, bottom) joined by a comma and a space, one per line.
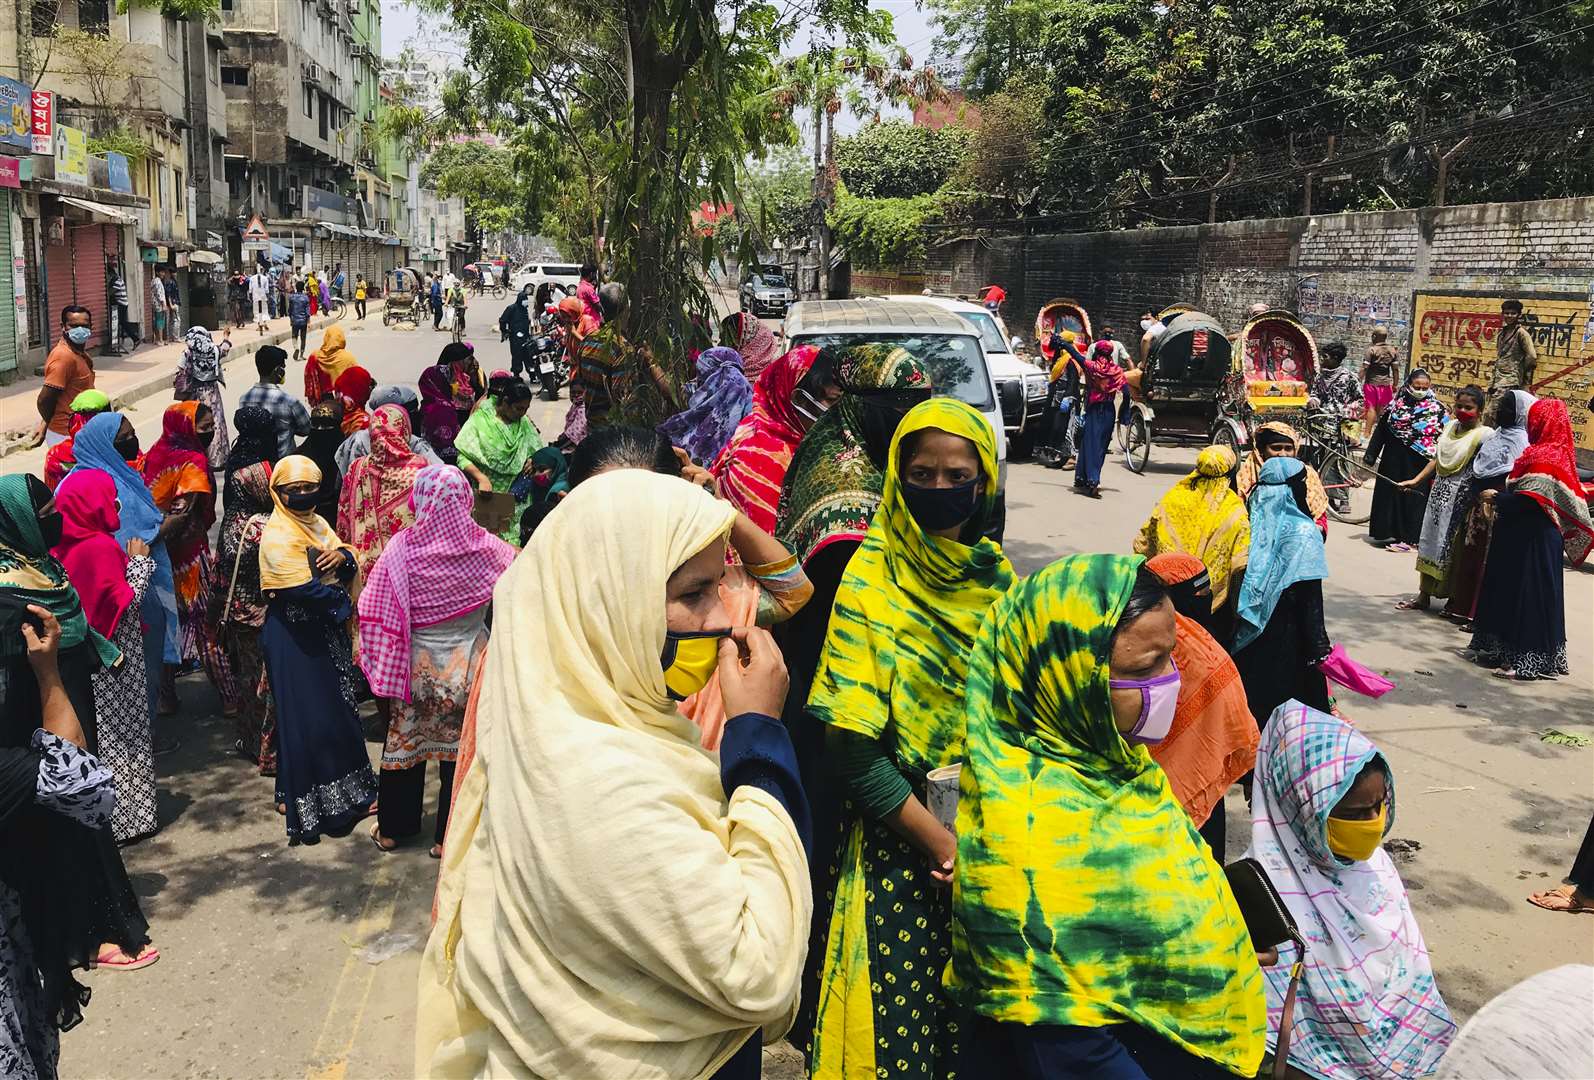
1272, 933, 1308, 1080
220, 513, 266, 627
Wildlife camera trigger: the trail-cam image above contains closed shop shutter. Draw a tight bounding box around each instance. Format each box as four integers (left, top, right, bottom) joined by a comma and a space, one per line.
20, 216, 43, 349
43, 222, 110, 351
0, 193, 15, 375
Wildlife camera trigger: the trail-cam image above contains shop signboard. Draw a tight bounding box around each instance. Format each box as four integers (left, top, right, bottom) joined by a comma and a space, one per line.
1412, 289, 1594, 453
54, 124, 88, 186
30, 90, 52, 155
0, 76, 31, 151
107, 151, 132, 193
0, 157, 19, 189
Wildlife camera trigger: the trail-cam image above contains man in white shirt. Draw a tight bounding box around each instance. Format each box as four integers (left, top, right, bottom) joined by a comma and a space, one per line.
248, 266, 272, 333
1138, 310, 1167, 365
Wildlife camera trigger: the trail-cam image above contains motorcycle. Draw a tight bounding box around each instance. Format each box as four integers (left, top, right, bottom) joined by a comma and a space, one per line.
531, 311, 570, 400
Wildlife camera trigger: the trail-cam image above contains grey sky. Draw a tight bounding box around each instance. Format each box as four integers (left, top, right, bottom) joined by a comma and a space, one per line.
377, 0, 936, 134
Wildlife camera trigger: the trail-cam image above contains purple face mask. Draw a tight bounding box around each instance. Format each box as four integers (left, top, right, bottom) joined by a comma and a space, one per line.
1108, 659, 1181, 745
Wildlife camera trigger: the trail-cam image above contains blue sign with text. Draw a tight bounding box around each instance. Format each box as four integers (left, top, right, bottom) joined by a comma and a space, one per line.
0, 76, 32, 151
106, 151, 132, 193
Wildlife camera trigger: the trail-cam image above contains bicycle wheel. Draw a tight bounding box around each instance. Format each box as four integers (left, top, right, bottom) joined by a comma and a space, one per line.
328, 298, 347, 321
1321, 446, 1373, 525
1123, 411, 1151, 474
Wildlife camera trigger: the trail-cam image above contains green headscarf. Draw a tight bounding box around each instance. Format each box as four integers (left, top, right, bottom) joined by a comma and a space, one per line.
454, 398, 545, 483
775, 344, 931, 564
0, 474, 121, 669
949, 554, 1265, 1075
808, 397, 1015, 778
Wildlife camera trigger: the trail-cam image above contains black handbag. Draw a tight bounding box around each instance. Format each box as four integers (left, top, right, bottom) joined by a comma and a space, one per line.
1224, 858, 1307, 1080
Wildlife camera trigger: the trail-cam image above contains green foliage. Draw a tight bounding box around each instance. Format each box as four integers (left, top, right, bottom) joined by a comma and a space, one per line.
419, 140, 534, 237
833, 120, 970, 198
87, 125, 151, 163
828, 186, 943, 267
117, 0, 222, 20
927, 0, 1594, 223
736, 147, 814, 248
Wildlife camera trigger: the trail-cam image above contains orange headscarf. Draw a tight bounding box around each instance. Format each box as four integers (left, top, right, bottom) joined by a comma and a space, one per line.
1146, 553, 1259, 826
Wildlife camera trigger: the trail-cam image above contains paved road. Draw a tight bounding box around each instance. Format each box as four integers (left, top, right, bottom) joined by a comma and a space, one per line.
4, 313, 1585, 1078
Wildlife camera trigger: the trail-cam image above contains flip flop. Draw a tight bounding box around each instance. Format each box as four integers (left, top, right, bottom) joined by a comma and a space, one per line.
95, 945, 160, 971
1394, 598, 1429, 611
1527, 887, 1594, 914
370, 824, 399, 853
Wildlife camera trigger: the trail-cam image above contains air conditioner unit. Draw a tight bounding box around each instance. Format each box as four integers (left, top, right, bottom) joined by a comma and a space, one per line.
301, 62, 322, 84
283, 187, 301, 209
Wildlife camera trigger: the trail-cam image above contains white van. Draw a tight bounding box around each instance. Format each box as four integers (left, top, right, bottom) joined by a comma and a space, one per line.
783, 298, 1009, 535
509, 260, 583, 296
885, 294, 1050, 446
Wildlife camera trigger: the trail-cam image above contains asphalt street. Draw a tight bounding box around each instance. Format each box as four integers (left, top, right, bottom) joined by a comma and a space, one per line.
4, 309, 1586, 1079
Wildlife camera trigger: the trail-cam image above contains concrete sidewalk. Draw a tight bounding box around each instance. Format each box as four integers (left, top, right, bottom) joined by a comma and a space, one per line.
0, 301, 386, 460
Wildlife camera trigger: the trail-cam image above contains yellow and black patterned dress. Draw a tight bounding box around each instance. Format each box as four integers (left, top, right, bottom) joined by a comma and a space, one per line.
804, 399, 1015, 1079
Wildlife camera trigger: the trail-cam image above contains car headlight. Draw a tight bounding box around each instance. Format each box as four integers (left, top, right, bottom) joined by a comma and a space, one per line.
1025, 374, 1048, 399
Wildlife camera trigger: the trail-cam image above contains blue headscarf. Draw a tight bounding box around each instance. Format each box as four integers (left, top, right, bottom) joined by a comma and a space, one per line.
70, 412, 180, 662
1234, 456, 1329, 650
656, 346, 754, 467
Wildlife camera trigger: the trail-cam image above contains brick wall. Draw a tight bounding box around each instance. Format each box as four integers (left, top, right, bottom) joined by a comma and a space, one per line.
922, 196, 1594, 457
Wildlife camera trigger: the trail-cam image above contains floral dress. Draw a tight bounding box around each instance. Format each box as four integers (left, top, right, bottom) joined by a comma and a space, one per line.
93, 554, 158, 843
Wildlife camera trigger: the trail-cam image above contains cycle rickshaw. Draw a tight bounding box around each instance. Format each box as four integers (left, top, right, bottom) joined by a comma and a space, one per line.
381, 267, 425, 327
1120, 310, 1236, 473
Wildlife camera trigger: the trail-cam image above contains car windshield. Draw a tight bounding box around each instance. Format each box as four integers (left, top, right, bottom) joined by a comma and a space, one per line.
793, 332, 993, 411
752, 272, 787, 288
958, 310, 1009, 354
543, 264, 581, 277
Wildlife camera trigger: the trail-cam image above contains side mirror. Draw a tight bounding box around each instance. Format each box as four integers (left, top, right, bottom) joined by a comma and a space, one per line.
999, 380, 1024, 415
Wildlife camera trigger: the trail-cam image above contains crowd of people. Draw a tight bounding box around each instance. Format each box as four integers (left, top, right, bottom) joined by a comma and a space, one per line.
2, 282, 1591, 1080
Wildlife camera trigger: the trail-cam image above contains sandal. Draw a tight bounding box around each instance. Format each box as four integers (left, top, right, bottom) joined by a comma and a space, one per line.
429, 844, 443, 860
370, 824, 399, 853
1527, 885, 1594, 914
95, 944, 160, 971
1394, 597, 1429, 611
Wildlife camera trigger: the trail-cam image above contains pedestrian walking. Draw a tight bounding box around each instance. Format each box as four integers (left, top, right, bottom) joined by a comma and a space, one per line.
177, 326, 233, 471
150, 268, 170, 344
108, 260, 135, 353
239, 346, 312, 459
430, 273, 444, 330
1360, 326, 1400, 441
354, 274, 367, 320
249, 266, 272, 333
1073, 340, 1125, 498
163, 270, 181, 332
359, 465, 515, 856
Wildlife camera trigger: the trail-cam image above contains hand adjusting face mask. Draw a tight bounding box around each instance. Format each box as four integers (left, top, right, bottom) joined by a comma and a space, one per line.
1108, 659, 1181, 745
660, 629, 730, 701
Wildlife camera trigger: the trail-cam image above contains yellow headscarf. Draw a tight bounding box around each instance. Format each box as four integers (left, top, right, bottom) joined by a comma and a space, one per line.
949, 554, 1266, 1074
1133, 444, 1251, 608
809, 397, 1015, 775
314, 325, 357, 384
258, 455, 352, 591
417, 470, 811, 1079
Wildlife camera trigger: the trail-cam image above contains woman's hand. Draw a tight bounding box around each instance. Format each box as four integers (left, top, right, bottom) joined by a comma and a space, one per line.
1256, 947, 1280, 967
312, 547, 346, 573
928, 826, 956, 886
21, 605, 61, 671
672, 447, 717, 495
717, 627, 788, 719
127, 537, 150, 558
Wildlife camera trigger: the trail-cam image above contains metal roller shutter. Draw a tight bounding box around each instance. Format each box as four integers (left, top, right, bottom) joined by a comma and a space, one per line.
43, 221, 110, 351
0, 193, 15, 374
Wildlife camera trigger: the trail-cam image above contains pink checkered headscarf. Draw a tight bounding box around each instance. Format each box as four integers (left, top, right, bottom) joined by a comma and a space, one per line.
356, 465, 516, 701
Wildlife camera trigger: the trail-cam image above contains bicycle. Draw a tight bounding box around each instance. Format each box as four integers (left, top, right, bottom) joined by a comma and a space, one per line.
324, 295, 348, 321
1298, 409, 1373, 525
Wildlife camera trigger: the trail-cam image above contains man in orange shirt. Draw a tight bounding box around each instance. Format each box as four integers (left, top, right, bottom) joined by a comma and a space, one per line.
33, 305, 97, 448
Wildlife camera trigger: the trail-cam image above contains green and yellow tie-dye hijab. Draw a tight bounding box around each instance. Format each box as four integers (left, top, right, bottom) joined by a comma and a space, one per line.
807, 398, 1015, 779
949, 554, 1266, 1076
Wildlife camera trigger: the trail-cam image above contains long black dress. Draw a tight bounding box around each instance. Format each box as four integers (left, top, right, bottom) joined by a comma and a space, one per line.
262, 556, 379, 844
1233, 579, 1333, 729
1364, 413, 1430, 544
1467, 491, 1568, 679
0, 647, 151, 1041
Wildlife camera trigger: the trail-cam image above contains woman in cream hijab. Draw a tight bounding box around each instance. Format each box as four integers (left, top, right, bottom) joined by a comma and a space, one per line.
418, 469, 812, 1079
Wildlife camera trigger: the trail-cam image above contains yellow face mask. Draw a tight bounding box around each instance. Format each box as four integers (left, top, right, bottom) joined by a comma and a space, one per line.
1326, 805, 1387, 863
660, 630, 727, 701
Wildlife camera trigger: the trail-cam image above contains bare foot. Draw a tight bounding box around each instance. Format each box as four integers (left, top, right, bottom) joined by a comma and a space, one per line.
1527, 884, 1593, 914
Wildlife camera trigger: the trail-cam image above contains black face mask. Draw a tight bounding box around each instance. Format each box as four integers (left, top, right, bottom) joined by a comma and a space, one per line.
281, 489, 320, 511
37, 510, 64, 549
114, 434, 140, 461
901, 478, 982, 534
856, 396, 927, 470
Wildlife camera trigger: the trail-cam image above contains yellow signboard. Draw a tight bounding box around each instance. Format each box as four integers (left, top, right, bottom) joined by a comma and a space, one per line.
54, 123, 87, 186
1411, 290, 1594, 453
